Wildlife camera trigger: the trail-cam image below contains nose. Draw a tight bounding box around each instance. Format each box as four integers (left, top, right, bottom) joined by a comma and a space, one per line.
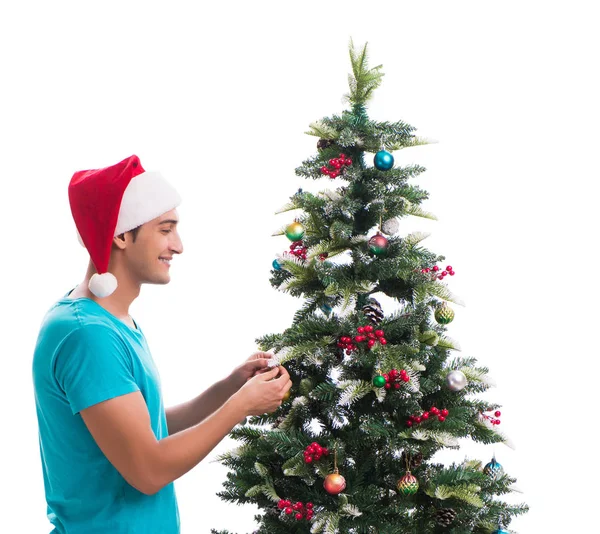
170, 232, 184, 255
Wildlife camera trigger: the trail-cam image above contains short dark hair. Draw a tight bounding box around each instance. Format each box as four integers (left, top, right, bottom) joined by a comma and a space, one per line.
117, 225, 142, 243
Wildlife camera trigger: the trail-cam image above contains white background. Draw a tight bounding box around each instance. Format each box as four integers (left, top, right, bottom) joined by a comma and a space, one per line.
1, 1, 598, 532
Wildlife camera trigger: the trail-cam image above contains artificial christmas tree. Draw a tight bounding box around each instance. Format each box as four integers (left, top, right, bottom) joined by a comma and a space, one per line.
212, 40, 527, 534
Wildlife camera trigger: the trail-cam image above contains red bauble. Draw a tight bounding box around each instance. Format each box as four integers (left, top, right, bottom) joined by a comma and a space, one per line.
441, 409, 449, 417
433, 266, 439, 271
278, 500, 286, 509
295, 513, 303, 520
394, 383, 400, 390
285, 507, 293, 515
384, 383, 391, 390
323, 473, 346, 495
357, 326, 365, 333
375, 329, 384, 337
364, 325, 374, 333
446, 265, 453, 270
495, 411, 501, 417
438, 416, 446, 422
380, 338, 387, 345
368, 339, 376, 348
306, 503, 314, 509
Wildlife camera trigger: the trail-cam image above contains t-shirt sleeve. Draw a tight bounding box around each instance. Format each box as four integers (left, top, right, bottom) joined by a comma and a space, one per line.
54, 325, 141, 415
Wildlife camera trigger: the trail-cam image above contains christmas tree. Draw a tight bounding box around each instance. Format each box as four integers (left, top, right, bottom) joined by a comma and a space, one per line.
212, 40, 528, 534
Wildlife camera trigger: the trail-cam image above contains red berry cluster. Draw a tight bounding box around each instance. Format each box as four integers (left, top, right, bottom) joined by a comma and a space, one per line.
355, 324, 387, 349
383, 368, 410, 390
481, 409, 502, 425
287, 241, 307, 261
319, 252, 328, 261
407, 407, 450, 427
421, 264, 456, 281
337, 336, 358, 355
304, 442, 330, 464
277, 499, 314, 521
320, 153, 352, 179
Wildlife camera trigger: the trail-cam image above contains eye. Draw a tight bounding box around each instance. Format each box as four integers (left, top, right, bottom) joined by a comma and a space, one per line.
161, 229, 172, 234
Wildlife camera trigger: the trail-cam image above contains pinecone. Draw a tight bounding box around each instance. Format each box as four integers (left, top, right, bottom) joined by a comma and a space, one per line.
362, 298, 384, 324
435, 508, 457, 527
317, 138, 334, 150
401, 451, 423, 470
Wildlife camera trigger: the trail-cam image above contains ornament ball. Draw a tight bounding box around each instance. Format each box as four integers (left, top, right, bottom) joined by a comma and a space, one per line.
446, 370, 468, 392
373, 375, 386, 388
323, 473, 346, 495
381, 218, 399, 235
484, 457, 504, 480
368, 233, 389, 255
397, 472, 419, 495
272, 259, 282, 271
285, 221, 304, 241
374, 150, 394, 171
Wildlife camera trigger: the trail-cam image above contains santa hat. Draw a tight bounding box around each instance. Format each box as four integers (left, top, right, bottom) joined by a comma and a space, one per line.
69, 155, 181, 298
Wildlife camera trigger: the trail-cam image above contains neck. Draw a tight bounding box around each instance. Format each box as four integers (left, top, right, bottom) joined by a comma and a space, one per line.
73, 262, 141, 318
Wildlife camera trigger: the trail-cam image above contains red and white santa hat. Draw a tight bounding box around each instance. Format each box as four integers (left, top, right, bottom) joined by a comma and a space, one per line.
69, 154, 181, 298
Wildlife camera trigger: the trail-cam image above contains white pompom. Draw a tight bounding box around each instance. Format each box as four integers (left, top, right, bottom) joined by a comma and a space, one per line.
88, 272, 118, 298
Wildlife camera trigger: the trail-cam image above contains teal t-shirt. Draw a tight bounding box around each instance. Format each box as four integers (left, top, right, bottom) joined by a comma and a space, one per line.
32, 291, 180, 534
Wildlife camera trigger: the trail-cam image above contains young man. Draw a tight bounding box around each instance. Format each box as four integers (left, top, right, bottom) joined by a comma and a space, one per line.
31, 155, 292, 534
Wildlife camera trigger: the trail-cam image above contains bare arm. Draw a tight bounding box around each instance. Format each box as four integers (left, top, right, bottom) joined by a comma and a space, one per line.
165, 354, 272, 435
79, 365, 290, 495
165, 377, 238, 435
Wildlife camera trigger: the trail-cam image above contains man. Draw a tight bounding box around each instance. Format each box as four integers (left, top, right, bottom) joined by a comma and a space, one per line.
31, 155, 291, 534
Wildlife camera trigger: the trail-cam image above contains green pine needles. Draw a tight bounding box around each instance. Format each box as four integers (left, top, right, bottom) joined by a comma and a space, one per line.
212, 40, 528, 534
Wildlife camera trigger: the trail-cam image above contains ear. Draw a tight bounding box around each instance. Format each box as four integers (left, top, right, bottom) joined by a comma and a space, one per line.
113, 233, 128, 250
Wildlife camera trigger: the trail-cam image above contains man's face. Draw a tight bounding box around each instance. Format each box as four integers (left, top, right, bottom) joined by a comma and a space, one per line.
123, 209, 183, 286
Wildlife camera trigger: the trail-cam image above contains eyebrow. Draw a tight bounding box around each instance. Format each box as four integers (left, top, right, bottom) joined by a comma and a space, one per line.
158, 219, 179, 226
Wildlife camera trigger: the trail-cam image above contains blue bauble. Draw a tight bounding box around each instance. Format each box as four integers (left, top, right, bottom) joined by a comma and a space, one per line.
492, 530, 510, 534
374, 150, 394, 171
483, 457, 504, 480
272, 259, 282, 271
320, 303, 333, 315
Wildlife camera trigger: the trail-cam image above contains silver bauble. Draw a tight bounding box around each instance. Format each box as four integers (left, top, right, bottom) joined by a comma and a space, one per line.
382, 218, 399, 235
446, 370, 468, 392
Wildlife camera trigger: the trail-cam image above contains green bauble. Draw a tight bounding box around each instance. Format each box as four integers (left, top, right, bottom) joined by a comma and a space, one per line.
373, 375, 386, 388
435, 304, 455, 325
419, 330, 439, 346
285, 221, 304, 241
397, 472, 419, 495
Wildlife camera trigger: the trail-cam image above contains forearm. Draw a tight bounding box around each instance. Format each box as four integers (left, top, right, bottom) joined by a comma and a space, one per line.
149, 394, 245, 494
165, 377, 239, 435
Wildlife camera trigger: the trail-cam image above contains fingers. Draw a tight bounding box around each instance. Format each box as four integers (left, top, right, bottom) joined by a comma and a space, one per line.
249, 351, 273, 361
255, 366, 280, 381
246, 358, 272, 372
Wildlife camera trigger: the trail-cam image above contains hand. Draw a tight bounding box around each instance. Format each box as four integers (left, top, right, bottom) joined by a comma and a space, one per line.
234, 365, 292, 416
228, 351, 274, 391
